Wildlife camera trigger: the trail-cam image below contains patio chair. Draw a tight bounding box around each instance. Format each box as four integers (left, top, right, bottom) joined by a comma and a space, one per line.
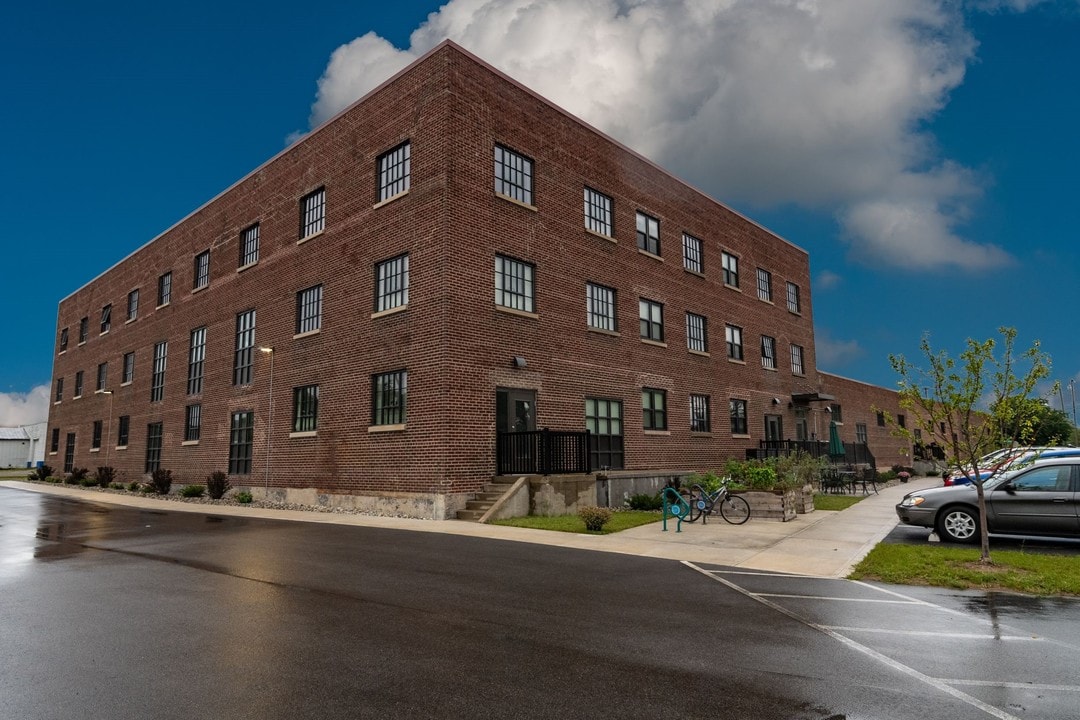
820, 467, 848, 494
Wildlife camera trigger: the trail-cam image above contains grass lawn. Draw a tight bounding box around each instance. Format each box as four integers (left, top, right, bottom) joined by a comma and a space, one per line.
849, 544, 1080, 596
491, 510, 661, 535
813, 494, 866, 511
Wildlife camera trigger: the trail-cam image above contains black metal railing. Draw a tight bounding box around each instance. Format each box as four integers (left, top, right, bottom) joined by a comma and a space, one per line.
749, 439, 876, 469
496, 429, 592, 476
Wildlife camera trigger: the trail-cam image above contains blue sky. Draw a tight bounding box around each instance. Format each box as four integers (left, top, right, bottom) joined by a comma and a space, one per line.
2, 0, 1078, 425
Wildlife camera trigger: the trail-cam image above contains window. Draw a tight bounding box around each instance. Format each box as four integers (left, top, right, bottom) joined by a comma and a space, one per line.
756, 268, 772, 302
64, 433, 76, 473
730, 399, 748, 434
233, 309, 256, 386
122, 351, 135, 384
74, 371, 84, 398
940, 422, 946, 434
55, 377, 64, 402
586, 283, 617, 332
682, 233, 703, 273
188, 327, 206, 395
722, 252, 739, 288
790, 344, 805, 375
372, 370, 407, 426
375, 254, 408, 312
151, 341, 167, 402
293, 385, 319, 433
726, 324, 744, 361
642, 388, 667, 431
96, 362, 107, 392
494, 144, 533, 205
856, 423, 868, 443
639, 299, 664, 342
636, 211, 660, 255
100, 304, 112, 334
494, 255, 534, 313
117, 415, 130, 447
830, 404, 843, 422
228, 411, 254, 475
897, 414, 906, 429
876, 411, 886, 427
686, 312, 707, 353
378, 142, 411, 202
786, 282, 801, 313
193, 250, 210, 289
145, 423, 163, 473
92, 420, 102, 450
690, 394, 711, 432
239, 224, 259, 267
296, 285, 323, 333
50, 427, 60, 452
79, 317, 88, 344
59, 328, 68, 352
127, 289, 139, 321
761, 335, 777, 369
300, 187, 326, 238
184, 404, 201, 442
584, 187, 612, 236
585, 398, 624, 470
158, 272, 172, 306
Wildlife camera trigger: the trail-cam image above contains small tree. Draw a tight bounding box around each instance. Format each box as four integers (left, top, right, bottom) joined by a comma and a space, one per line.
887, 327, 1052, 563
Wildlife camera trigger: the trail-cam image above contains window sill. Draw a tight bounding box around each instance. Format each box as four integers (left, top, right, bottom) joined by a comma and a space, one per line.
125, 318, 136, 325
120, 381, 132, 387
89, 448, 100, 453
369, 424, 406, 433
237, 261, 258, 274
293, 328, 321, 340
192, 285, 208, 295
684, 268, 705, 278
371, 305, 407, 320
723, 283, 741, 292
640, 339, 667, 348
373, 190, 409, 210
156, 303, 170, 310
758, 298, 774, 306
100, 330, 109, 336
73, 395, 82, 400
94, 389, 106, 395
688, 349, 710, 358
78, 342, 86, 347
731, 433, 751, 439
691, 431, 714, 438
763, 365, 778, 372
637, 248, 663, 262
49, 451, 58, 456
59, 350, 66, 355
643, 430, 671, 436
115, 445, 127, 451
788, 309, 802, 317
297, 229, 324, 246
727, 358, 746, 365
495, 192, 537, 212
587, 327, 620, 337
181, 440, 199, 446
585, 228, 616, 244
289, 431, 317, 439
792, 372, 806, 378
495, 305, 539, 320
53, 401, 61, 406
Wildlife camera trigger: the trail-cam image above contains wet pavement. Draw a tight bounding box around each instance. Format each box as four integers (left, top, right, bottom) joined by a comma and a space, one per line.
3, 486, 1080, 719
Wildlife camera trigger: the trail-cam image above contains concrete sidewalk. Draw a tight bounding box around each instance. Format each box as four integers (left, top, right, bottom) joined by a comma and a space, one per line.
2, 476, 938, 578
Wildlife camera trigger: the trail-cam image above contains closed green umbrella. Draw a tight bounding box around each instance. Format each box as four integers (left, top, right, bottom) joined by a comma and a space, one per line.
828, 421, 845, 460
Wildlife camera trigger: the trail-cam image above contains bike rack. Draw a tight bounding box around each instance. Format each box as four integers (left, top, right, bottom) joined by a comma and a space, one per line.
661, 487, 690, 532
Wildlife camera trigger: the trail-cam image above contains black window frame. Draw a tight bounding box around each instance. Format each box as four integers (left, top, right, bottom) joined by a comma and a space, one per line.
790, 344, 805, 375
583, 187, 613, 237
756, 268, 772, 302
642, 388, 667, 431
145, 422, 163, 473
193, 250, 210, 290
100, 304, 112, 334
375, 254, 409, 313
233, 309, 256, 386
494, 143, 533, 205
117, 415, 130, 447
639, 298, 664, 342
92, 420, 102, 450
157, 271, 172, 307
59, 327, 68, 352
300, 186, 326, 239
761, 335, 777, 369
55, 377, 64, 402
726, 324, 744, 361
239, 224, 259, 268
686, 312, 707, 353
372, 370, 407, 426
50, 427, 60, 452
682, 233, 703, 273
78, 317, 88, 344
188, 327, 206, 395
127, 289, 139, 321
730, 398, 748, 435
64, 432, 76, 473
122, 351, 135, 384
586, 282, 617, 332
494, 254, 535, 313
74, 371, 84, 398
636, 211, 660, 255
228, 411, 254, 475
378, 142, 411, 202
96, 362, 107, 392
293, 384, 320, 433
585, 397, 624, 470
296, 285, 324, 334
184, 404, 201, 442
786, 281, 801, 313
690, 394, 711, 433
151, 341, 167, 402
856, 423, 868, 444
722, 251, 739, 288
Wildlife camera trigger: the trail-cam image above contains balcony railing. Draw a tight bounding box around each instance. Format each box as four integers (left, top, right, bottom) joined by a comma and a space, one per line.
496, 429, 592, 476
750, 439, 876, 469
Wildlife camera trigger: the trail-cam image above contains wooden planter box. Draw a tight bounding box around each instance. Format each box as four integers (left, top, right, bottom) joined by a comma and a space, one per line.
734, 489, 797, 522
795, 484, 815, 515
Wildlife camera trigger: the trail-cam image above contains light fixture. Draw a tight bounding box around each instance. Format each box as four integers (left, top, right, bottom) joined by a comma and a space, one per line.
511, 356, 527, 368
771, 398, 780, 405
824, 406, 832, 413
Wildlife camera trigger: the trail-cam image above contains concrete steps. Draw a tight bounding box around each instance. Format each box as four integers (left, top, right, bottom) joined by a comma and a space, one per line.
455, 478, 520, 522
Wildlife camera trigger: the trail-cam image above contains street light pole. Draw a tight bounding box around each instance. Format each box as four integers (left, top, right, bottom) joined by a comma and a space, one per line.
1069, 380, 1077, 427
259, 347, 274, 492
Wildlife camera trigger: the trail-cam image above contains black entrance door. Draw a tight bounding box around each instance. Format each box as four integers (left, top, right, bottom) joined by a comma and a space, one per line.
496, 388, 536, 433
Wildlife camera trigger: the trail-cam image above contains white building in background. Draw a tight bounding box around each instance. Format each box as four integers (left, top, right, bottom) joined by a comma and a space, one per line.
0, 423, 46, 468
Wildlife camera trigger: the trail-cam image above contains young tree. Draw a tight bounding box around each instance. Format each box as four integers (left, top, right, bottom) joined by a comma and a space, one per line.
887, 327, 1053, 563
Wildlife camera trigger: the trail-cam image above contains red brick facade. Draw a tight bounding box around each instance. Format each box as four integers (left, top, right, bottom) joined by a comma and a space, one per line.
818, 372, 913, 469
46, 42, 900, 515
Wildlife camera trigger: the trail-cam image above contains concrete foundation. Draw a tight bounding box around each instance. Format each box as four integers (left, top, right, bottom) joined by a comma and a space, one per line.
248, 487, 470, 520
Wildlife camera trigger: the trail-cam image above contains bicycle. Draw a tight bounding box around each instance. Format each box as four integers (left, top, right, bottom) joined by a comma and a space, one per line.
685, 478, 751, 525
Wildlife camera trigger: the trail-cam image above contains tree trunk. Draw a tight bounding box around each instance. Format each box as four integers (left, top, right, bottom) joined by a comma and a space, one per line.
975, 481, 993, 564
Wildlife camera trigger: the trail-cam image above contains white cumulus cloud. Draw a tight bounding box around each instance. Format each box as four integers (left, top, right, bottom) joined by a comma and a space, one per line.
0, 385, 50, 427
300, 0, 1023, 272
814, 331, 865, 369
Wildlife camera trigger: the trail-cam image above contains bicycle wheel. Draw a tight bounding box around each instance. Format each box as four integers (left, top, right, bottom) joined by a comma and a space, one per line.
719, 495, 751, 525
684, 489, 705, 522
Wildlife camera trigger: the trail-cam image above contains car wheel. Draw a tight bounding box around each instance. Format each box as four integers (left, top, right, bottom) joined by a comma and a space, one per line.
937, 506, 979, 543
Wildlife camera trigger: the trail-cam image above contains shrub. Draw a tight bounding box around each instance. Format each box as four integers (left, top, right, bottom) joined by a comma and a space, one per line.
235, 490, 253, 504
63, 474, 80, 485
149, 468, 172, 495
70, 467, 89, 482
578, 505, 613, 532
109, 483, 125, 490
127, 481, 141, 492
46, 476, 63, 483
927, 469, 940, 477
180, 484, 205, 498
626, 493, 663, 511
27, 464, 53, 482
79, 477, 98, 487
96, 466, 115, 488
687, 471, 723, 494
205, 471, 230, 500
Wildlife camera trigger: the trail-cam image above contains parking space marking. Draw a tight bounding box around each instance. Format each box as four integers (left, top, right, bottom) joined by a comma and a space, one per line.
943, 680, 1080, 693
685, 561, 1023, 720
757, 593, 921, 604
821, 627, 1043, 641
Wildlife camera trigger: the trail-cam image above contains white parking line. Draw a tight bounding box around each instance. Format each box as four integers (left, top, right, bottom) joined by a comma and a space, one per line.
822, 627, 1043, 641
943, 679, 1080, 693
685, 561, 1023, 720
757, 593, 921, 604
